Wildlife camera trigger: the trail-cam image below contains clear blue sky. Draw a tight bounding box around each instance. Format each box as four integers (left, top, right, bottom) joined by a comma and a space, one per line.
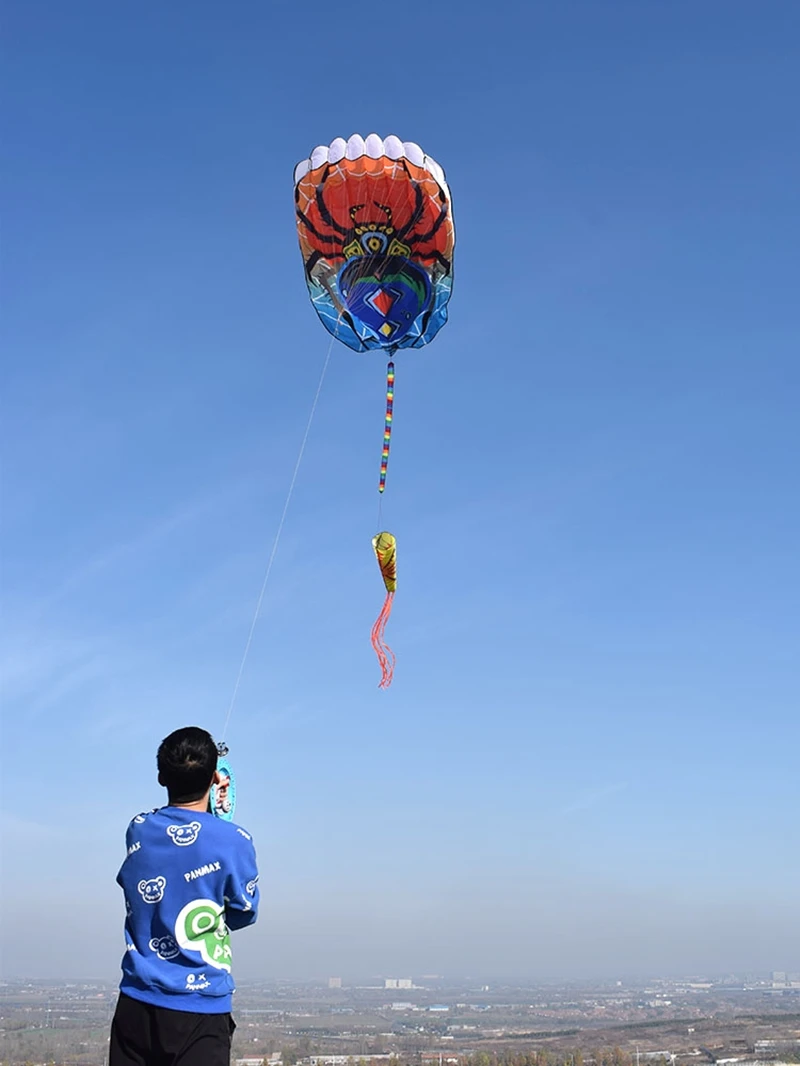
2, 0, 799, 981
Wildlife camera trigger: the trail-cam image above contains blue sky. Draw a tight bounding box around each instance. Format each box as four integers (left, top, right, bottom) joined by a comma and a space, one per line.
2, 0, 799, 980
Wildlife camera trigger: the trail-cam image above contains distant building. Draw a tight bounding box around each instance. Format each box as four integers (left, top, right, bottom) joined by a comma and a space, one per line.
756, 1042, 800, 1055
328, 977, 342, 989
384, 977, 412, 989
301, 1057, 396, 1066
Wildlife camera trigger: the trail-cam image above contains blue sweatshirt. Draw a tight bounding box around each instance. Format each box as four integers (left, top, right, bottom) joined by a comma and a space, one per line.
116, 806, 259, 1014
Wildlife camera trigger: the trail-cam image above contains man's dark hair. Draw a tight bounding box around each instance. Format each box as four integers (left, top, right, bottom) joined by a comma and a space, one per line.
157, 727, 217, 803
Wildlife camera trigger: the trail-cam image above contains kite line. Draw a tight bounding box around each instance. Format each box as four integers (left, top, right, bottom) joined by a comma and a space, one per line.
219, 330, 337, 743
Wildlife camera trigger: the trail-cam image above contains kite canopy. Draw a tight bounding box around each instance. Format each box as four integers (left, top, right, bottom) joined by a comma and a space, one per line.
294, 133, 455, 353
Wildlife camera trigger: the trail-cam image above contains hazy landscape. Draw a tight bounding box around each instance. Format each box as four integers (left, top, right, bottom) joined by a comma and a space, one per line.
2, 973, 799, 1066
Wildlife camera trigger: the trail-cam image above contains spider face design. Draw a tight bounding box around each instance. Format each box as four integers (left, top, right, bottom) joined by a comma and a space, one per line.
295, 157, 453, 350
342, 203, 411, 260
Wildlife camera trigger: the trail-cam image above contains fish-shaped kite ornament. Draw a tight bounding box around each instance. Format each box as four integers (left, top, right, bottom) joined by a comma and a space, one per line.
371, 531, 397, 689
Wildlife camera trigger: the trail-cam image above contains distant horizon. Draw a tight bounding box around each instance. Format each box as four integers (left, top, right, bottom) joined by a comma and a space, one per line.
3, 969, 798, 986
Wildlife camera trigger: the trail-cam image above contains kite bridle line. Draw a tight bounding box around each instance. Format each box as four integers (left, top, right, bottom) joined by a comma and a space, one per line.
219, 318, 342, 746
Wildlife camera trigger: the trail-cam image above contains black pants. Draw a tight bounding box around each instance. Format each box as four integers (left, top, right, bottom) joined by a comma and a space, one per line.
110, 993, 236, 1066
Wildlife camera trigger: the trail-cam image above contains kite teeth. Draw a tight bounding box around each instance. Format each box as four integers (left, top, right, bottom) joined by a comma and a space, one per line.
365, 133, 384, 159
425, 156, 448, 192
294, 135, 450, 197
328, 136, 347, 164
293, 158, 310, 185
403, 141, 425, 167
383, 135, 405, 160
346, 133, 366, 160
310, 144, 329, 170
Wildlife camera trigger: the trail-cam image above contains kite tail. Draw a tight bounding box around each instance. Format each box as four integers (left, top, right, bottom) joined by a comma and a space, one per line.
379, 361, 394, 494
370, 590, 396, 689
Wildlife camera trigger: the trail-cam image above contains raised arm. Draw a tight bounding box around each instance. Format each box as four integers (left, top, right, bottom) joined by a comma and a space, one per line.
224, 830, 260, 930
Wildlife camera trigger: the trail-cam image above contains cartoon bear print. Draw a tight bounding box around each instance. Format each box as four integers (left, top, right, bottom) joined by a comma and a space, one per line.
166, 821, 202, 846
138, 876, 167, 903
149, 934, 180, 960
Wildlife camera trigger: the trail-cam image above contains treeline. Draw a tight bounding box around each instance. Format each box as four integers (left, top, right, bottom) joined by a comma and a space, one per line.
276, 1051, 671, 1066
462, 1050, 667, 1066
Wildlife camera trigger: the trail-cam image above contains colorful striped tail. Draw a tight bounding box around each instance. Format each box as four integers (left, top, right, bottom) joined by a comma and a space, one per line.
379, 361, 394, 493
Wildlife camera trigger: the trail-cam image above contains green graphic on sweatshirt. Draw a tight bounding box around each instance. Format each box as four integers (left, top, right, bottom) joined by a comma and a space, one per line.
174, 899, 232, 972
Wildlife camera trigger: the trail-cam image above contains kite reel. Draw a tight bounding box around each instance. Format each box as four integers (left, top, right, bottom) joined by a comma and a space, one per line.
209, 741, 236, 821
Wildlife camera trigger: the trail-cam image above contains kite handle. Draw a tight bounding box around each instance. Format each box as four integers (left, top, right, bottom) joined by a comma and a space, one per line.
209, 742, 236, 821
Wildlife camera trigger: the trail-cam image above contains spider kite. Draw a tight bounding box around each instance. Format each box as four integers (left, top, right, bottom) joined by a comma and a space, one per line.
293, 134, 455, 686
294, 133, 454, 353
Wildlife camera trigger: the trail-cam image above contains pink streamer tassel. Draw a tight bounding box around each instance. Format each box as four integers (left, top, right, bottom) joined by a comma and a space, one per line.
370, 591, 396, 689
